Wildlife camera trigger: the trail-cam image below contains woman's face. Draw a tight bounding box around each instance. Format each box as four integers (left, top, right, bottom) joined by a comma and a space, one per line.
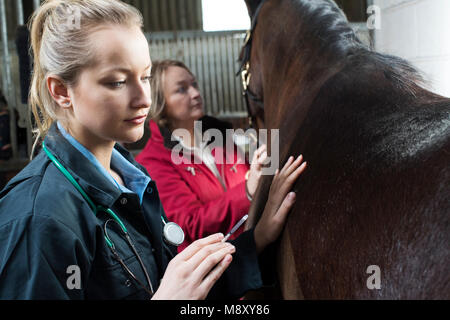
163, 66, 204, 129
66, 25, 152, 147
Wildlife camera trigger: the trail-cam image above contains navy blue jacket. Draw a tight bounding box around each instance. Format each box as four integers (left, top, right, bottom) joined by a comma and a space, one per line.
0, 124, 263, 299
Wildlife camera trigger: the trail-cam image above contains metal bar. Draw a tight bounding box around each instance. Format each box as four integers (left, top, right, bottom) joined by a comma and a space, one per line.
226, 35, 238, 113
0, 0, 19, 159
160, 0, 169, 31
141, 0, 150, 33
149, 0, 159, 31
168, 0, 177, 31
221, 35, 230, 113
201, 37, 211, 114
178, 0, 187, 31
195, 0, 203, 30
15, 0, 24, 25
207, 36, 217, 115
216, 35, 228, 114
15, 0, 33, 159
186, 0, 195, 30
234, 35, 246, 112
195, 36, 205, 113
33, 0, 41, 10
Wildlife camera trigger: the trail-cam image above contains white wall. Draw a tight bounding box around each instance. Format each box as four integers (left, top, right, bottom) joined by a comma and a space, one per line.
373, 0, 450, 98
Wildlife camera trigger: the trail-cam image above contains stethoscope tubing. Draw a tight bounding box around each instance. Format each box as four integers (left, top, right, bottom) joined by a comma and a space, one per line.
43, 141, 156, 294
43, 142, 128, 245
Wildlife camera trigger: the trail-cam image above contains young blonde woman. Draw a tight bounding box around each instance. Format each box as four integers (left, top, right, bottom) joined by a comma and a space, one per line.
0, 0, 307, 300
136, 60, 268, 251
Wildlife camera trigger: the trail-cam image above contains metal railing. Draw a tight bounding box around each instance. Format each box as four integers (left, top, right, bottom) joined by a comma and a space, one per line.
0, 0, 39, 162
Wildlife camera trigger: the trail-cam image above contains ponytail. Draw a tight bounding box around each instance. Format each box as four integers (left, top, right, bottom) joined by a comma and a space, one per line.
29, 0, 61, 155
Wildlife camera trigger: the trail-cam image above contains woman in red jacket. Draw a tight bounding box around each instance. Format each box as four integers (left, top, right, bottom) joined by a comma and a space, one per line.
136, 60, 267, 251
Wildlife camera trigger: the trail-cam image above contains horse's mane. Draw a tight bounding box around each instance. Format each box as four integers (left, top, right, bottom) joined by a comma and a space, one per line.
291, 0, 428, 96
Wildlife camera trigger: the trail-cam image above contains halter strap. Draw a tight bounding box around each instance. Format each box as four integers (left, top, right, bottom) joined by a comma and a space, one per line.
238, 0, 269, 75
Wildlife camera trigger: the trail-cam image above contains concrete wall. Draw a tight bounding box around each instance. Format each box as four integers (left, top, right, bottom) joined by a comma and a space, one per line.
373, 0, 450, 97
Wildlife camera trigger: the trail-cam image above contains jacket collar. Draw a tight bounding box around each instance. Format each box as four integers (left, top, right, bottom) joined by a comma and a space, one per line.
43, 123, 146, 209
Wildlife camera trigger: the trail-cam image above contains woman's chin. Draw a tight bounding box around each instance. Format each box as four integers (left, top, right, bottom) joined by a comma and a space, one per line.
119, 127, 145, 144
192, 109, 204, 121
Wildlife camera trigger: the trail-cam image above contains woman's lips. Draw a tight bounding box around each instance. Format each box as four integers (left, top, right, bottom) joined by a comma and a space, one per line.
125, 115, 147, 125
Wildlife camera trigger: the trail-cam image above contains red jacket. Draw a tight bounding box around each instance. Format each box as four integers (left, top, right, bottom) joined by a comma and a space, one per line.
136, 117, 250, 251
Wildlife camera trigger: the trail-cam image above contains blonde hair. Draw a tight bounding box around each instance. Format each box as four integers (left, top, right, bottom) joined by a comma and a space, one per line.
28, 0, 143, 155
149, 60, 195, 129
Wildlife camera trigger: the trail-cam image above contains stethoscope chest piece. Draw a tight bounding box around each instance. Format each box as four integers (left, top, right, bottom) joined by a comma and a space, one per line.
163, 222, 185, 246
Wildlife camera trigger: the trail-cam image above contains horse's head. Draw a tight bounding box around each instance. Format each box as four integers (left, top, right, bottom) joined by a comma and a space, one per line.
239, 0, 361, 134
238, 0, 269, 132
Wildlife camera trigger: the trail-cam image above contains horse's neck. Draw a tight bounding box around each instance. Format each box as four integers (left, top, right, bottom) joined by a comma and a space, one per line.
266, 54, 345, 152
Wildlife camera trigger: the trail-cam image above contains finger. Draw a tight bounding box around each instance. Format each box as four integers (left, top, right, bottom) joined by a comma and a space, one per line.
283, 155, 304, 177
187, 242, 235, 272
193, 244, 236, 281
277, 161, 307, 200
198, 254, 233, 296
257, 144, 267, 156
251, 145, 267, 163
280, 156, 295, 174
272, 156, 295, 189
177, 233, 224, 261
257, 151, 268, 165
269, 159, 305, 205
274, 192, 296, 222
274, 168, 280, 177
289, 161, 307, 182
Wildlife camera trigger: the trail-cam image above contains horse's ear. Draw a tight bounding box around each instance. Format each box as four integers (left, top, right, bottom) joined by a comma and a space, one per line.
244, 0, 263, 17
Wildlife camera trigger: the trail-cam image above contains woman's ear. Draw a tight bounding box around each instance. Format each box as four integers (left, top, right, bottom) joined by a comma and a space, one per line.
47, 76, 72, 108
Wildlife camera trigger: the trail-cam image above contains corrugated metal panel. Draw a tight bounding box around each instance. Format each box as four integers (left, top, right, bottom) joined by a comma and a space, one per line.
146, 30, 248, 117
145, 25, 371, 117
123, 0, 203, 32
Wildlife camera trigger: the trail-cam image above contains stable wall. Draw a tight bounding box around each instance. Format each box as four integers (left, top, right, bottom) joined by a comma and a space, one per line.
373, 0, 450, 98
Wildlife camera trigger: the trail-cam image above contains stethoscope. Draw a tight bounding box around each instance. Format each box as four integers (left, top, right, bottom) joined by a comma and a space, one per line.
42, 141, 185, 296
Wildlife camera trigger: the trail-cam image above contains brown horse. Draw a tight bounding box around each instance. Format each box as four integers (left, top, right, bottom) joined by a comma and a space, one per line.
242, 0, 450, 299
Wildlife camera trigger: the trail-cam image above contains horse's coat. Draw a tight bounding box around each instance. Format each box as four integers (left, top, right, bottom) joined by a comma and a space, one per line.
243, 0, 450, 299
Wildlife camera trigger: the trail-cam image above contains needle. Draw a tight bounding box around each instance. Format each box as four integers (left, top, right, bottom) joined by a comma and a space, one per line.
222, 215, 248, 242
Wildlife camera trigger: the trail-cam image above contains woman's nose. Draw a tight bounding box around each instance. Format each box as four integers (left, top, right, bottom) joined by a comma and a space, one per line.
190, 86, 201, 99
132, 82, 152, 108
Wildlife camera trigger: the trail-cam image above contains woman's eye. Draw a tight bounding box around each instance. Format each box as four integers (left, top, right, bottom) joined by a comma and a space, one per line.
177, 87, 187, 93
142, 76, 152, 82
109, 81, 125, 88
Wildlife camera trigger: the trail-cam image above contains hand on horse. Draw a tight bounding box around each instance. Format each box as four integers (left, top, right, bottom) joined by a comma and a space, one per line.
254, 155, 307, 254
152, 233, 235, 300
246, 144, 268, 199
